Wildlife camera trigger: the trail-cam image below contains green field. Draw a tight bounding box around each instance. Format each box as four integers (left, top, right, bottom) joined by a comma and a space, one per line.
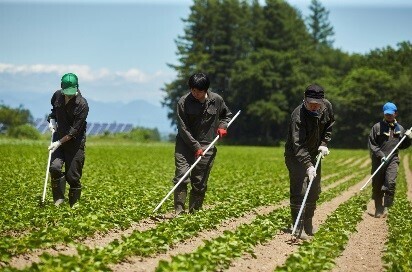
0, 138, 411, 271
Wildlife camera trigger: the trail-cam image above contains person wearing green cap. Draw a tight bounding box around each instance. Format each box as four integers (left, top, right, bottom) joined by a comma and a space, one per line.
368, 102, 411, 218
47, 73, 89, 208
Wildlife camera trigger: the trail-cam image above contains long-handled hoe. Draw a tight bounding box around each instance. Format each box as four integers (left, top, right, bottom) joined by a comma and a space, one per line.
152, 110, 241, 214
290, 152, 323, 242
360, 127, 411, 191
39, 132, 54, 207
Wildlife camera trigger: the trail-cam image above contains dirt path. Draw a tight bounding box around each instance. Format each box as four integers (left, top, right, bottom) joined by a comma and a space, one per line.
110, 171, 365, 271
9, 167, 357, 270
332, 155, 412, 272
8, 171, 369, 270
330, 155, 412, 272
8, 211, 176, 269
331, 200, 387, 272
109, 203, 288, 272
225, 175, 370, 272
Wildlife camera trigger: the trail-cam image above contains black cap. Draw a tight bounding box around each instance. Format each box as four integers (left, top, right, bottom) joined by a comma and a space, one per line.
304, 84, 324, 99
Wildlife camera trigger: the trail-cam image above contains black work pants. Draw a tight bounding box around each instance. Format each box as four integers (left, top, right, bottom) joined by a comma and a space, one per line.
371, 157, 398, 207
49, 139, 85, 189
285, 155, 322, 218
173, 140, 217, 194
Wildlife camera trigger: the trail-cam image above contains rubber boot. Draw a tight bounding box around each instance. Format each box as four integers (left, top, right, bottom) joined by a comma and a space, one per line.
304, 205, 317, 236
68, 187, 81, 208
382, 195, 392, 218
382, 207, 389, 218
374, 198, 383, 218
291, 205, 309, 240
304, 217, 317, 236
174, 185, 187, 216
51, 176, 66, 206
189, 190, 205, 213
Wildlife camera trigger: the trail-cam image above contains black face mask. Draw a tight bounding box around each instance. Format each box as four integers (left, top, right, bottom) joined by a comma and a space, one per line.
303, 100, 319, 116
306, 109, 319, 116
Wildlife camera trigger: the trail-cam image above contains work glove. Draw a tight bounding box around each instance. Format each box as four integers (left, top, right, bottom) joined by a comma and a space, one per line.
306, 166, 317, 182
405, 128, 412, 139
318, 146, 330, 157
194, 149, 203, 158
381, 156, 387, 164
48, 140, 61, 153
48, 119, 57, 133
217, 128, 227, 138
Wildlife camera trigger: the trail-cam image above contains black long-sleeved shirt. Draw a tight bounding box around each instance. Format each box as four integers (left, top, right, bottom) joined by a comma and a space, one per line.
368, 120, 411, 162
176, 90, 232, 152
48, 90, 89, 145
284, 99, 335, 168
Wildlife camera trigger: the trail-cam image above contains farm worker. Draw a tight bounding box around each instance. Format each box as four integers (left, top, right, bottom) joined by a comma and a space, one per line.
368, 102, 411, 218
284, 84, 335, 239
172, 72, 232, 215
47, 73, 89, 208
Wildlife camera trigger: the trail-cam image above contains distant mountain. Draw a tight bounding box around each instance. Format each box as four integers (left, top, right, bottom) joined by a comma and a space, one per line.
0, 92, 175, 134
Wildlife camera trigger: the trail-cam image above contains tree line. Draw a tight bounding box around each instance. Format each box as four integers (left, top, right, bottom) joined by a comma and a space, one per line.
162, 0, 412, 148
0, 102, 161, 141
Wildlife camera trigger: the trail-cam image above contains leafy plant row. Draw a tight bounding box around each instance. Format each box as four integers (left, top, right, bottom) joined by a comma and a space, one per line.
0, 145, 363, 261
383, 156, 412, 271
154, 168, 369, 271
15, 192, 286, 271
275, 190, 369, 271
8, 159, 367, 271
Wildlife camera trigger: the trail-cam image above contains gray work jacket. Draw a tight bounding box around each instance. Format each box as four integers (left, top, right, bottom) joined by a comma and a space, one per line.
284, 99, 335, 168
368, 120, 411, 163
176, 91, 232, 152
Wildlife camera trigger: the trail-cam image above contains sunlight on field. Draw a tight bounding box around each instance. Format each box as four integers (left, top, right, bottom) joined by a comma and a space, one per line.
1, 140, 411, 271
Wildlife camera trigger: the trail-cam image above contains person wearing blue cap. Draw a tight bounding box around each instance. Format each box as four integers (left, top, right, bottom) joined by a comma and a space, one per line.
368, 102, 412, 218
47, 73, 89, 208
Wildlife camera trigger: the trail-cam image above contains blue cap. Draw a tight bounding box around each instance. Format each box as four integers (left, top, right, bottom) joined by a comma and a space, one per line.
383, 102, 397, 115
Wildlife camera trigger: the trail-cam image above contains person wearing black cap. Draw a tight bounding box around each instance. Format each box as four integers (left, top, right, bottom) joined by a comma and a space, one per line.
368, 102, 411, 218
284, 84, 335, 239
47, 73, 89, 208
172, 72, 232, 215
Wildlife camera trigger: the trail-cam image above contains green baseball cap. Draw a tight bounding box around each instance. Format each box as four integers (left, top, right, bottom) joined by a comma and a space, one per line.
61, 73, 78, 95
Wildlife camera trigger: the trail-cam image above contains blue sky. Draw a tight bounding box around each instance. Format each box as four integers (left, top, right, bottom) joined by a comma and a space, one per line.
0, 0, 411, 130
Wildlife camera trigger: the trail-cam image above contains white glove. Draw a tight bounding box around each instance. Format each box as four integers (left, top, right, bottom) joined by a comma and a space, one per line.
48, 140, 61, 153
306, 166, 317, 182
49, 119, 57, 133
318, 146, 330, 157
381, 156, 387, 163
405, 128, 412, 139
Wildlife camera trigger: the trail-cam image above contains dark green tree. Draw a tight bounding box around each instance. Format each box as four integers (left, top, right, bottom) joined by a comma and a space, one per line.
228, 0, 313, 143
334, 67, 395, 148
162, 0, 252, 128
361, 42, 412, 127
0, 103, 33, 128
307, 0, 334, 47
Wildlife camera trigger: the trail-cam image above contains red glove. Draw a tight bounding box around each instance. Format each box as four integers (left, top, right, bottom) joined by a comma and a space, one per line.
217, 128, 227, 138
195, 149, 203, 158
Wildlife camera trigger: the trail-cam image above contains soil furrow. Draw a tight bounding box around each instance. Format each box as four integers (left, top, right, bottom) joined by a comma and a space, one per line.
109, 203, 288, 272
225, 175, 370, 272
8, 172, 363, 270
331, 200, 387, 272
111, 174, 368, 272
